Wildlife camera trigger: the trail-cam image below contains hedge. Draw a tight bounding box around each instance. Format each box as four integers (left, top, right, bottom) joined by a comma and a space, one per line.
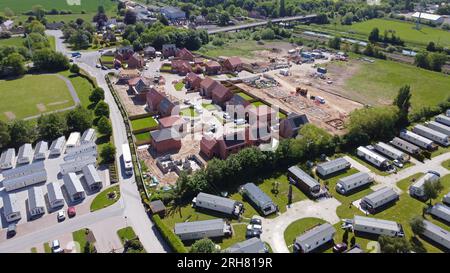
151, 214, 187, 253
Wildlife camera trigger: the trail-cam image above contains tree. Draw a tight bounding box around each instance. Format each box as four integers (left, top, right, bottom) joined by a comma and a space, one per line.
97, 116, 112, 136
378, 235, 411, 253
426, 41, 436, 52
409, 217, 425, 238
32, 48, 70, 72
37, 113, 68, 141
8, 120, 36, 148
189, 238, 217, 253
414, 52, 429, 69
218, 11, 230, 26
363, 43, 374, 57
32, 5, 45, 20
328, 37, 341, 50
393, 85, 411, 127
70, 63, 80, 74
24, 20, 45, 35
423, 180, 443, 205
428, 52, 447, 72
368, 27, 380, 43
100, 143, 116, 163
89, 87, 105, 105
124, 10, 137, 25
158, 15, 169, 26
0, 52, 25, 77
0, 120, 10, 149
66, 106, 93, 132
94, 101, 110, 117
351, 43, 360, 54
279, 0, 286, 17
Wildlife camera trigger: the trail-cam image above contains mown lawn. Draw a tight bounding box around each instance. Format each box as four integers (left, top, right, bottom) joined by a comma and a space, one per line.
117, 226, 137, 243
174, 81, 184, 91
443, 159, 450, 170
236, 92, 253, 101
130, 116, 158, 131
0, 0, 114, 13
196, 40, 264, 58
134, 131, 152, 142
284, 217, 327, 253
0, 37, 24, 47
180, 108, 198, 117
72, 229, 89, 253
59, 70, 95, 108
202, 103, 218, 111
90, 185, 121, 212
251, 101, 268, 108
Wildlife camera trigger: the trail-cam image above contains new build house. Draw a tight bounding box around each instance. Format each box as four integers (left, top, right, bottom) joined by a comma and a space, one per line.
425, 121, 450, 137
225, 238, 268, 253
336, 172, 373, 195
47, 182, 65, 209
279, 113, 309, 138
28, 186, 46, 218
49, 136, 66, 156
63, 173, 86, 202
192, 192, 244, 217
429, 203, 450, 223
33, 141, 48, 161
241, 183, 277, 216
315, 157, 350, 177
0, 148, 15, 170
421, 220, 450, 250
389, 137, 421, 155
361, 187, 399, 213
413, 124, 449, 147
82, 164, 103, 191
2, 193, 21, 222
150, 128, 182, 155
174, 219, 232, 241
436, 114, 450, 127
293, 223, 336, 253
374, 142, 410, 163
17, 143, 33, 165
287, 166, 324, 198
356, 146, 391, 170
81, 128, 96, 144
399, 130, 437, 151
66, 132, 81, 149
409, 171, 441, 200
351, 215, 404, 237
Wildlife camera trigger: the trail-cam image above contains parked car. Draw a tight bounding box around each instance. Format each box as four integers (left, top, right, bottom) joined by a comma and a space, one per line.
250, 217, 262, 226
333, 243, 348, 253
67, 207, 76, 218
392, 160, 404, 168
51, 240, 64, 253
96, 64, 101, 68
57, 210, 66, 222
101, 65, 108, 70
6, 224, 16, 238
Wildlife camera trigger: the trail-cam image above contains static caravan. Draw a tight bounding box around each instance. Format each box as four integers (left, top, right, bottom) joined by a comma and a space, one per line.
421, 220, 450, 250
447, 109, 450, 117
17, 143, 33, 165
351, 215, 404, 237
360, 187, 399, 213
47, 182, 65, 209
63, 172, 85, 202
399, 130, 436, 151
65, 132, 81, 150
0, 148, 15, 170
409, 171, 440, 200
49, 136, 66, 156
287, 166, 323, 198
389, 137, 421, 155
293, 223, 336, 253
356, 146, 390, 170
413, 124, 449, 147
60, 156, 97, 175
2, 193, 21, 222
241, 183, 277, 216
82, 164, 103, 191
425, 121, 450, 137
33, 141, 48, 161
1, 161, 45, 179
315, 157, 351, 177
28, 186, 46, 217
336, 172, 373, 195
225, 237, 268, 253
444, 192, 450, 206
192, 192, 244, 217
64, 142, 97, 161
174, 219, 232, 241
81, 128, 96, 144
436, 114, 450, 127
374, 142, 410, 163
429, 203, 450, 223
3, 170, 47, 192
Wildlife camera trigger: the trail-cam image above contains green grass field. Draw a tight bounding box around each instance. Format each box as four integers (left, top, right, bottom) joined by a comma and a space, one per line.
117, 227, 137, 243
90, 185, 120, 212
251, 101, 268, 108
443, 159, 450, 170
58, 70, 94, 108
197, 40, 263, 58
130, 116, 158, 131
0, 37, 25, 47
0, 0, 114, 14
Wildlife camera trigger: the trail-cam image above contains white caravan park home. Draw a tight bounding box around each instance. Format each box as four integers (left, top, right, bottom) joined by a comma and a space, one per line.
63, 173, 85, 202
287, 166, 325, 198
17, 143, 33, 165
356, 146, 390, 170
336, 172, 373, 194
192, 192, 244, 217
64, 142, 97, 161
389, 137, 421, 155
315, 157, 350, 177
81, 128, 96, 144
174, 219, 232, 241
33, 141, 48, 161
82, 164, 103, 191
60, 156, 97, 175
374, 142, 410, 162
0, 148, 15, 170
28, 186, 46, 217
241, 183, 277, 216
361, 187, 399, 213
425, 121, 450, 137
429, 203, 450, 223
436, 114, 450, 127
409, 171, 440, 200
1, 161, 47, 192
293, 223, 336, 253
2, 193, 21, 222
65, 132, 81, 149
412, 124, 449, 147
49, 136, 66, 156
422, 220, 450, 250
225, 238, 268, 253
351, 215, 404, 237
444, 192, 450, 206
399, 130, 436, 151
47, 182, 65, 209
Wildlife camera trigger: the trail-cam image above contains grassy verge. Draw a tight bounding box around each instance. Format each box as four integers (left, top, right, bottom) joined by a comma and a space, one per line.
90, 185, 121, 212
443, 159, 450, 170
174, 81, 184, 91
43, 242, 51, 253
117, 226, 146, 253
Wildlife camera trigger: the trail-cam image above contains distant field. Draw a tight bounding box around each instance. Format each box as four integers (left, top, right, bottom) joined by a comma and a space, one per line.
197, 40, 263, 58
0, 37, 24, 47
0, 0, 114, 14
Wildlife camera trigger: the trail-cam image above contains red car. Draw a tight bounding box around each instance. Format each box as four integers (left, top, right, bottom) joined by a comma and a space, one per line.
67, 207, 76, 218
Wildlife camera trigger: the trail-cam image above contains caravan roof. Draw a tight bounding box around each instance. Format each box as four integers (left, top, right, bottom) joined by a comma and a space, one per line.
174, 219, 225, 236
195, 192, 237, 213
353, 215, 400, 232
226, 238, 267, 253
295, 223, 335, 249
338, 172, 372, 188
316, 157, 349, 173
363, 187, 398, 205
242, 183, 274, 208
288, 166, 320, 189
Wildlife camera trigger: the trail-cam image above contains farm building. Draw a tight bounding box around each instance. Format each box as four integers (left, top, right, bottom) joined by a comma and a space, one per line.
356, 146, 391, 170
351, 215, 404, 237
63, 173, 85, 202
28, 186, 46, 218
411, 12, 444, 24
33, 141, 48, 161
374, 142, 410, 162
413, 124, 449, 147
225, 238, 268, 253
425, 121, 450, 137
444, 192, 450, 206
2, 193, 21, 222
66, 132, 81, 149
17, 143, 33, 165
336, 172, 373, 195
81, 128, 96, 144
82, 164, 103, 191
430, 203, 450, 223
389, 137, 421, 155
421, 220, 450, 250
279, 113, 309, 138
64, 142, 97, 161
49, 136, 66, 156
293, 223, 336, 253
150, 128, 182, 155
241, 183, 277, 216
174, 219, 232, 241
409, 171, 441, 200
400, 130, 436, 151
0, 148, 15, 170
360, 187, 399, 213
192, 192, 244, 217
287, 166, 324, 198
47, 182, 65, 209
315, 157, 350, 177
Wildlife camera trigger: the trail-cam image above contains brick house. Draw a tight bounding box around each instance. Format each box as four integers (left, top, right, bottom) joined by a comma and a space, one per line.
225, 94, 251, 119
199, 77, 217, 98
128, 77, 150, 95
146, 88, 165, 113
144, 46, 156, 58
118, 69, 140, 82
279, 113, 309, 138
247, 105, 276, 125
184, 72, 202, 91
246, 124, 272, 145
158, 115, 187, 133
115, 46, 134, 62
176, 48, 195, 61
200, 131, 249, 160
205, 60, 221, 75
171, 59, 192, 76
150, 128, 182, 155
211, 82, 233, 108
127, 53, 145, 69
162, 44, 178, 58
158, 97, 176, 117
223, 57, 243, 72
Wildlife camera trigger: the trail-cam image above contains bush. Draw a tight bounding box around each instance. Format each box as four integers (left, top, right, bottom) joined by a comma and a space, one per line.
151, 214, 187, 253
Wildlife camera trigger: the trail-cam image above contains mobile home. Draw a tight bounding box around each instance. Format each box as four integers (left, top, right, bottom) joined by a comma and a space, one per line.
82, 164, 103, 191
3, 193, 21, 222
28, 186, 46, 217
49, 136, 66, 156
33, 141, 48, 161
80, 128, 96, 144
2, 170, 47, 192
429, 203, 450, 223
60, 156, 97, 175
413, 124, 449, 147
389, 137, 421, 155
47, 182, 65, 209
399, 130, 436, 151
225, 237, 268, 253
351, 215, 404, 237
436, 114, 450, 127
65, 132, 81, 149
336, 172, 373, 195
174, 219, 232, 241
421, 220, 450, 250
360, 187, 399, 213
0, 148, 15, 170
293, 223, 336, 253
374, 142, 410, 162
425, 121, 450, 137
241, 183, 277, 216
64, 142, 97, 161
17, 143, 33, 165
287, 166, 324, 198
315, 157, 351, 177
444, 192, 450, 206
192, 192, 244, 217
356, 146, 390, 170
63, 172, 86, 202
409, 171, 440, 200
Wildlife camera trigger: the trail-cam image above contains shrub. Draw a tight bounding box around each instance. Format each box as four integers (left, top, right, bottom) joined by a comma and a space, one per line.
151, 214, 187, 253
